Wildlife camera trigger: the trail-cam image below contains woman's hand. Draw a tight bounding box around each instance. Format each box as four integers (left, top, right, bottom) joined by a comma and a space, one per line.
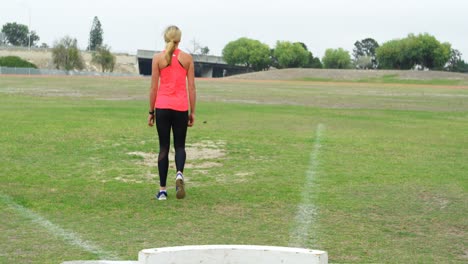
188, 113, 195, 127
148, 114, 155, 127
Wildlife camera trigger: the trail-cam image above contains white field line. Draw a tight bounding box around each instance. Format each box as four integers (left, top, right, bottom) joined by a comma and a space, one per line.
0, 192, 120, 260
289, 123, 325, 248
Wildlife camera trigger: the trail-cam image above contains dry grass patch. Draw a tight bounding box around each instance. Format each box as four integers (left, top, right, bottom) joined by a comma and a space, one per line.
124, 140, 227, 185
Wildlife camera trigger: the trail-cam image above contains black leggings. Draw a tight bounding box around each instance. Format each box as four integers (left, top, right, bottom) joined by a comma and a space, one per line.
155, 108, 188, 187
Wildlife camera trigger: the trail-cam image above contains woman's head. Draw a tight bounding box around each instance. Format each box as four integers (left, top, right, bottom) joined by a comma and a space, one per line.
164, 25, 182, 65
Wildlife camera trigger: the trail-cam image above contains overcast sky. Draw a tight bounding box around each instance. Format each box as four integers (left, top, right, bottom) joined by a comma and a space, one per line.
2, 0, 467, 60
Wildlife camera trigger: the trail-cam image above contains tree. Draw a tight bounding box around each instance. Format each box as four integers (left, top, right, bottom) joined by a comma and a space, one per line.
1, 22, 40, 47
308, 56, 323, 68
376, 33, 451, 70
2, 22, 27, 46
201, 46, 210, 55
414, 33, 451, 70
453, 60, 468, 73
188, 38, 210, 55
272, 41, 309, 68
353, 38, 379, 69
222, 37, 270, 71
92, 45, 116, 72
322, 48, 352, 69
297, 42, 322, 68
446, 49, 468, 72
188, 38, 201, 54
88, 16, 103, 51
29, 31, 40, 47
445, 49, 462, 71
374, 39, 404, 69
52, 36, 84, 71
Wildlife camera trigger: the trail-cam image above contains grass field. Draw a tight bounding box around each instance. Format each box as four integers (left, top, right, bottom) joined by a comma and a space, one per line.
0, 75, 467, 263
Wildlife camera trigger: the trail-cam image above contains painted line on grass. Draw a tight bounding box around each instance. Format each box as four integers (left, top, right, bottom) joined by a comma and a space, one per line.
289, 123, 325, 248
0, 192, 120, 260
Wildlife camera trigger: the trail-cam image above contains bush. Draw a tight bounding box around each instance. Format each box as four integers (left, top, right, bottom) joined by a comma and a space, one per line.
92, 45, 116, 72
52, 36, 84, 71
0, 56, 37, 68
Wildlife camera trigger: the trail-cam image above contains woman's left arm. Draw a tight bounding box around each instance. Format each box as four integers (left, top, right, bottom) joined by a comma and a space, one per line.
187, 56, 196, 127
148, 54, 160, 127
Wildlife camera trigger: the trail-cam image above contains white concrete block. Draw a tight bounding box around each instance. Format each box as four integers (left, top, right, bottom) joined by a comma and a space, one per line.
139, 245, 327, 264
61, 261, 138, 264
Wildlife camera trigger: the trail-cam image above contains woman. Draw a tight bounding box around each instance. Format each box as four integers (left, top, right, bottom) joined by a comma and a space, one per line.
148, 25, 196, 200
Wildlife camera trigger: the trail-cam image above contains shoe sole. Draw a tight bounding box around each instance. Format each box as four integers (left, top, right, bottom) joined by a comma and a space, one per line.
176, 179, 185, 199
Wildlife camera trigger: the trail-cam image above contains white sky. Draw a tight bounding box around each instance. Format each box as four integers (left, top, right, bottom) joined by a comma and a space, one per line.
1, 0, 467, 60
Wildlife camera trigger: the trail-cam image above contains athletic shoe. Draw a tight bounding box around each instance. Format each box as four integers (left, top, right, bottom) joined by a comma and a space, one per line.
156, 190, 167, 200
176, 172, 186, 199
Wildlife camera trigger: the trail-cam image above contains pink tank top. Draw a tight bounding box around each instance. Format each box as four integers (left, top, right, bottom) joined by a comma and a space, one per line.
155, 49, 189, 111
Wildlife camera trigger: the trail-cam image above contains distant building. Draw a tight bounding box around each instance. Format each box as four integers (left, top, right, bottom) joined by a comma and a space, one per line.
136, 49, 250, 77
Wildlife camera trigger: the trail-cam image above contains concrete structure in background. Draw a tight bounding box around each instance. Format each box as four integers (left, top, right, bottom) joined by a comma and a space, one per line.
137, 49, 250, 77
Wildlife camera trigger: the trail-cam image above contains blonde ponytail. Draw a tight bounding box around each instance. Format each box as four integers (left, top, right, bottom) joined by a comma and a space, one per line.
165, 41, 176, 65
163, 26, 182, 65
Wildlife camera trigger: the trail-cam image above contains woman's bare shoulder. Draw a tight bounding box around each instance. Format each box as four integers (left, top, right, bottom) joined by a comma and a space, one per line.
179, 50, 193, 61
153, 52, 168, 69
153, 52, 164, 60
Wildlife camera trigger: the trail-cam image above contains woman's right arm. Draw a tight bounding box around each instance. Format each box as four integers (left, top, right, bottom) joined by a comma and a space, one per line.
148, 54, 160, 127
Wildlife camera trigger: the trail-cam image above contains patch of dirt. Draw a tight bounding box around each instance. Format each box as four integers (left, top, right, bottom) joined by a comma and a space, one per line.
128, 140, 226, 166
461, 250, 468, 260
447, 226, 466, 238
214, 204, 250, 217
124, 140, 227, 185
234, 172, 253, 177
0, 87, 83, 97
231, 172, 252, 183
187, 140, 226, 160
127, 151, 157, 167
195, 162, 223, 169
113, 175, 153, 184
419, 192, 450, 210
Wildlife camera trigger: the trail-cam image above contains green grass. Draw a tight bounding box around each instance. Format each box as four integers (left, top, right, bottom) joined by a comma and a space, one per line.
0, 76, 467, 263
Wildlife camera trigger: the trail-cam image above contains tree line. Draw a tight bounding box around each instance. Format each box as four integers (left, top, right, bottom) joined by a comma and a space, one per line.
222, 34, 468, 73
2, 19, 467, 73
1, 17, 115, 72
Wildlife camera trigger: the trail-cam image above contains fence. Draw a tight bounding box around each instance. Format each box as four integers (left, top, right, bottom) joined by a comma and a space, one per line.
0, 66, 141, 77
0, 45, 135, 56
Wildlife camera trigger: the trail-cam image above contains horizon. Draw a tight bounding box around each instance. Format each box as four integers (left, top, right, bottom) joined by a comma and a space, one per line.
1, 0, 467, 61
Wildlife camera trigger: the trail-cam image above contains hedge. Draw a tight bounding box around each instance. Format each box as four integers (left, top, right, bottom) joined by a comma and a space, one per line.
0, 56, 38, 68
